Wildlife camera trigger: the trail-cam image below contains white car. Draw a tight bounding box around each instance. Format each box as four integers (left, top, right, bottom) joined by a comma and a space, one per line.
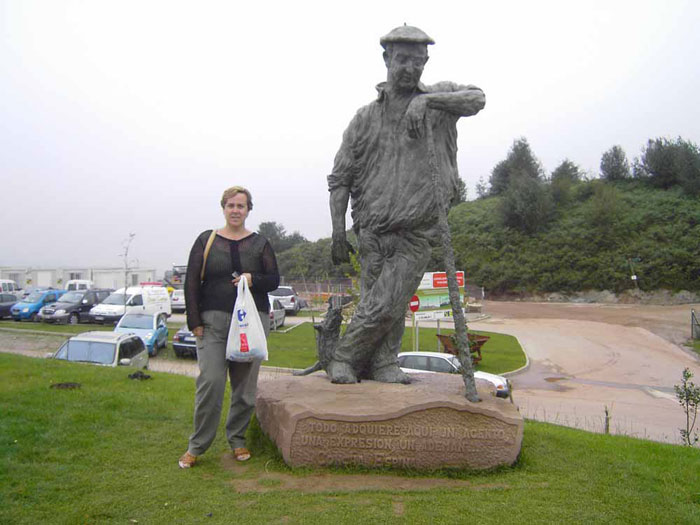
51, 331, 149, 369
170, 289, 186, 313
397, 351, 510, 398
269, 286, 301, 315
89, 286, 171, 324
268, 297, 286, 330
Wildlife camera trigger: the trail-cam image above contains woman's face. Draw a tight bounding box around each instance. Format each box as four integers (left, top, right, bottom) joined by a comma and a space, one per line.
223, 192, 249, 228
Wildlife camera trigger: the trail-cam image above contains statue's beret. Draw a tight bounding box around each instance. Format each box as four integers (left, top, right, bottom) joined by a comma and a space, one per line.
380, 25, 435, 48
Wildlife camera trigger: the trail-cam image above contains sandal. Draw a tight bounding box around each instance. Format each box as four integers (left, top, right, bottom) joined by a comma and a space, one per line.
178, 451, 197, 469
233, 447, 251, 462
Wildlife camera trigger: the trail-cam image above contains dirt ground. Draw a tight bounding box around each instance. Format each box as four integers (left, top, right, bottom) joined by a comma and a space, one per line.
469, 301, 700, 444
483, 300, 697, 345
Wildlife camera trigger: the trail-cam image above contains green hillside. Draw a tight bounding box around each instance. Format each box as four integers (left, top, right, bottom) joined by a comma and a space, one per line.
448, 181, 700, 294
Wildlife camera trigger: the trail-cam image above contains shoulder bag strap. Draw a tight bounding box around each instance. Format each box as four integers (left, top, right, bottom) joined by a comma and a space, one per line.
200, 229, 217, 282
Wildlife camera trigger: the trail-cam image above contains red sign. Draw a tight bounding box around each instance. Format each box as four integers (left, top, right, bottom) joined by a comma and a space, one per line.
432, 272, 464, 289
239, 333, 249, 352
409, 295, 420, 312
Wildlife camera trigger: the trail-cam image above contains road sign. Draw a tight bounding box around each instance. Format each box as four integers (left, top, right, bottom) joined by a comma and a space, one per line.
414, 309, 463, 321
409, 295, 420, 312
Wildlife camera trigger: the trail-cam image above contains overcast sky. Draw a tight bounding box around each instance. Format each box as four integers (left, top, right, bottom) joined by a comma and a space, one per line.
2, 0, 699, 274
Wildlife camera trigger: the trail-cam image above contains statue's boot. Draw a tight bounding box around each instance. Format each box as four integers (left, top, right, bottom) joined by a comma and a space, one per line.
327, 359, 358, 384
369, 363, 411, 384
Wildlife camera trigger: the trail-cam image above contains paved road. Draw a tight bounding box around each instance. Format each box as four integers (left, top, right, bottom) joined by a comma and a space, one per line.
469, 301, 700, 444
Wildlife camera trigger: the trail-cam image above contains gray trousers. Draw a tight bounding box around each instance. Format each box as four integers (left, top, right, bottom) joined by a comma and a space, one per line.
188, 309, 270, 455
333, 229, 431, 377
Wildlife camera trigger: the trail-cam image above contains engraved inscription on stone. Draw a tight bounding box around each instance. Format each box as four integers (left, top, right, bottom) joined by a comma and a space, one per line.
289, 407, 520, 469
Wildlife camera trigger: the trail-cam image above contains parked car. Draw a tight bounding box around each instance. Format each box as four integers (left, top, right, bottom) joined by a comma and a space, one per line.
0, 279, 20, 295
172, 325, 197, 358
51, 331, 148, 369
268, 296, 286, 330
0, 294, 18, 319
89, 286, 171, 325
170, 289, 186, 313
38, 289, 111, 325
11, 289, 66, 322
269, 286, 301, 315
114, 312, 169, 356
16, 287, 39, 300
397, 351, 510, 398
64, 279, 94, 291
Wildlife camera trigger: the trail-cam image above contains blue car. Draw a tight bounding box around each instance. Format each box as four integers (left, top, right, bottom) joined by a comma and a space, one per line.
114, 312, 169, 356
11, 289, 66, 322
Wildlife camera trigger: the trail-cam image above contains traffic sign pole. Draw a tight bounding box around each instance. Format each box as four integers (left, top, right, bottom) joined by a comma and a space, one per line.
414, 316, 419, 352
436, 318, 441, 351
411, 312, 416, 352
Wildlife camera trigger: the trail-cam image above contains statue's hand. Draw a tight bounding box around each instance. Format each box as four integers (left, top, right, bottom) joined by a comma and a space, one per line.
405, 96, 427, 139
465, 87, 486, 114
331, 232, 354, 265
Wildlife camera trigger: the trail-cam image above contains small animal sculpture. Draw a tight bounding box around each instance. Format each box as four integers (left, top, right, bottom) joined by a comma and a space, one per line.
293, 298, 344, 376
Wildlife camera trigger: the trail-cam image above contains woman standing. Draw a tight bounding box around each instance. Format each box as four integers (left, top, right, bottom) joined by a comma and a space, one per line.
179, 186, 279, 468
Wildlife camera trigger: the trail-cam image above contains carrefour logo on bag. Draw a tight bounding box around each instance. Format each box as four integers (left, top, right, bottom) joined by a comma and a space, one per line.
237, 309, 247, 322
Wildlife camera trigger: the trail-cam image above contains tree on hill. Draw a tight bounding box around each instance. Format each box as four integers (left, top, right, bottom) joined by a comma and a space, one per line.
452, 177, 467, 206
258, 221, 308, 253
634, 137, 700, 196
551, 159, 582, 205
489, 137, 544, 195
475, 176, 489, 198
600, 145, 630, 181
499, 171, 553, 234
551, 159, 581, 183
585, 182, 628, 247
276, 234, 356, 281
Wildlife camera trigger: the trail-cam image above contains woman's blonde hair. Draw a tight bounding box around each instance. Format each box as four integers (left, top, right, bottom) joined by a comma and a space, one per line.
220, 186, 253, 210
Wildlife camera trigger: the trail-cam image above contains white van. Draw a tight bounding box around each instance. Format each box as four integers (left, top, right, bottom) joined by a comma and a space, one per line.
0, 280, 20, 295
88, 286, 171, 324
65, 279, 94, 291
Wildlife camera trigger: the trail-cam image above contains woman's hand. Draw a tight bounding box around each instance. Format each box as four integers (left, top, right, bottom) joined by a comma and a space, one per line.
192, 326, 204, 337
232, 272, 253, 288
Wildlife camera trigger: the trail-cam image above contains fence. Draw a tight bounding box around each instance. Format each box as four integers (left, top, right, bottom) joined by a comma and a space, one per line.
281, 278, 485, 305
693, 309, 700, 340
282, 279, 353, 296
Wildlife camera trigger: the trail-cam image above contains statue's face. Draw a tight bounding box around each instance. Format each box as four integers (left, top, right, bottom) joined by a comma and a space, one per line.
384, 43, 428, 92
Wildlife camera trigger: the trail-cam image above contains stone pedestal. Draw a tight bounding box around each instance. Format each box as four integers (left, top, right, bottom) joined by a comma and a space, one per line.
256, 373, 523, 470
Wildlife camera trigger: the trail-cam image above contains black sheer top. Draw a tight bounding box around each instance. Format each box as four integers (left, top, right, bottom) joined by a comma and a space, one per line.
184, 230, 280, 330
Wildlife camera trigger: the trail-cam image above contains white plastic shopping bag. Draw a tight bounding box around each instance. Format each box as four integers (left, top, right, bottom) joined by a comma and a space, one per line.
226, 277, 268, 362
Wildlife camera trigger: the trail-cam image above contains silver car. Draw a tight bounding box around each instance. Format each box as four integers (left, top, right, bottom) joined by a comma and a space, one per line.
170, 289, 186, 313
52, 331, 149, 369
268, 297, 286, 330
269, 286, 301, 315
397, 351, 510, 398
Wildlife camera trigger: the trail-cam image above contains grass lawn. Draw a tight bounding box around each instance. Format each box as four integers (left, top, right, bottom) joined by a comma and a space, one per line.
688, 339, 700, 356
1, 353, 698, 524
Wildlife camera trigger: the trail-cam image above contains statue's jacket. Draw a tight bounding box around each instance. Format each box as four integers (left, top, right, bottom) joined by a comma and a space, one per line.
328, 80, 470, 241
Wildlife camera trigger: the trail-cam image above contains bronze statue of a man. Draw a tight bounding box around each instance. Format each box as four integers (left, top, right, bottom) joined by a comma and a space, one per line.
327, 25, 485, 384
